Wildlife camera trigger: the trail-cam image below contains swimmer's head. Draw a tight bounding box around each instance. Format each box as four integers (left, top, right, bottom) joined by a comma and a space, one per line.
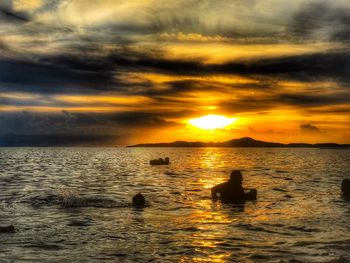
230, 170, 243, 183
132, 193, 145, 207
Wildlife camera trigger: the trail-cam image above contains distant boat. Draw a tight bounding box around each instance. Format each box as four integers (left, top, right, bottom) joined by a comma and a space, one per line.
150, 157, 170, 165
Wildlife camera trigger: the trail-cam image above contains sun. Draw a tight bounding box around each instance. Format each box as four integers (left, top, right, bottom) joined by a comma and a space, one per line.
188, 114, 237, 130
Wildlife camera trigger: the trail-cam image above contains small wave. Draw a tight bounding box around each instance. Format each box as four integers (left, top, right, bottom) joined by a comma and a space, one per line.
253, 166, 270, 171
159, 240, 175, 245
67, 218, 94, 227
107, 253, 127, 258
325, 256, 349, 263
247, 254, 272, 260
180, 226, 200, 232
273, 188, 288, 192
164, 172, 177, 176
27, 192, 127, 209
185, 189, 201, 192
107, 235, 126, 240
287, 225, 320, 233
76, 197, 123, 208
238, 223, 296, 236
28, 194, 59, 208
22, 242, 62, 250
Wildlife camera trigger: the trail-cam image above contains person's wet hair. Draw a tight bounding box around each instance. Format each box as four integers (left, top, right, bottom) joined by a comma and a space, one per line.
132, 193, 146, 207
230, 170, 243, 181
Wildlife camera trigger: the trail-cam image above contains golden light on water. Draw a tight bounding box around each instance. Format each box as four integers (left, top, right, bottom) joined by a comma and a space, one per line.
188, 115, 237, 130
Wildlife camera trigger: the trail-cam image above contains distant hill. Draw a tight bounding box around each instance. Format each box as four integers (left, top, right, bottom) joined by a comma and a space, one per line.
128, 137, 350, 148
219, 137, 284, 147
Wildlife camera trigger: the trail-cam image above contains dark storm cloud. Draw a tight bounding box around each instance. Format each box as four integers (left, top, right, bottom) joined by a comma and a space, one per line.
0, 57, 116, 94
1, 48, 350, 119
0, 111, 175, 132
0, 51, 202, 95
121, 49, 350, 92
219, 97, 274, 113
160, 79, 273, 95
106, 53, 202, 75
219, 89, 350, 113
290, 1, 350, 42
1, 48, 350, 96
106, 111, 177, 127
278, 93, 350, 107
0, 110, 179, 146
0, 96, 46, 107
139, 79, 274, 104
305, 106, 350, 114
0, 6, 30, 23
291, 2, 330, 37
0, 111, 176, 131
141, 80, 206, 97
0, 134, 117, 146
212, 51, 350, 84
61, 49, 350, 85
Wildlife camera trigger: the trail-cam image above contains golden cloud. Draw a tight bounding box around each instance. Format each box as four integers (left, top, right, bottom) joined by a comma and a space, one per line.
13, 0, 43, 11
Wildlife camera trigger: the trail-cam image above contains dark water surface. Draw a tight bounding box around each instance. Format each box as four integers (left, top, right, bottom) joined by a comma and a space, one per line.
0, 147, 350, 262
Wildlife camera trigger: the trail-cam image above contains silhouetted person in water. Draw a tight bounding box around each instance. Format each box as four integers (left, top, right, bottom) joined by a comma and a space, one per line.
0, 224, 15, 233
211, 170, 245, 202
132, 193, 146, 207
341, 179, 350, 198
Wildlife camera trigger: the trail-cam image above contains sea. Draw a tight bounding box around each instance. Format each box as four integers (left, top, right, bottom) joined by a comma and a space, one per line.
0, 147, 350, 262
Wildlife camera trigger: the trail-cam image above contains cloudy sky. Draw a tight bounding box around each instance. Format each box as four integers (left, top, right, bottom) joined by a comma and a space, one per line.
0, 0, 350, 146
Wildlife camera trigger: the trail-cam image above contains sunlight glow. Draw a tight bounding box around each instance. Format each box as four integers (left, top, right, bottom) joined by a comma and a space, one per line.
188, 114, 237, 130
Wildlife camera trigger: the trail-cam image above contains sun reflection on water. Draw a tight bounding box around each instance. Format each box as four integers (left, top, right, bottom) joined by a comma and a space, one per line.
2, 148, 349, 262
189, 209, 235, 225
192, 253, 232, 262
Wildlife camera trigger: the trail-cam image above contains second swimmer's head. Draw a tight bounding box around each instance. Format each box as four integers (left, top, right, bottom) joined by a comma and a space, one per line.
230, 170, 243, 183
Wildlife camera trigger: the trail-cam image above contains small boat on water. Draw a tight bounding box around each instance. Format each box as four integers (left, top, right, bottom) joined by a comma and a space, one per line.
150, 157, 170, 165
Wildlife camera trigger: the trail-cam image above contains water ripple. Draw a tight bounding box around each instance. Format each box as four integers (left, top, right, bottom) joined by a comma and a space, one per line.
0, 147, 349, 262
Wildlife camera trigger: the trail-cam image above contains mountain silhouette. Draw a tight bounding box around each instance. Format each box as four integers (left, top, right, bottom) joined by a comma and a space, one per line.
128, 137, 349, 148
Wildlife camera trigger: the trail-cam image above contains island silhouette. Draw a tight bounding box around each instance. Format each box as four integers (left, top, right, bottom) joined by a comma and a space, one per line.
128, 137, 350, 148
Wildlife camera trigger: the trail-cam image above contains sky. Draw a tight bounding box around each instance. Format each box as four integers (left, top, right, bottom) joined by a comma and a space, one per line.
0, 0, 350, 146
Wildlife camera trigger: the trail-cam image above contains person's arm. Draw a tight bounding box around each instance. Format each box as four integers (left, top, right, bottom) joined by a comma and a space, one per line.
211, 186, 219, 199
211, 183, 225, 199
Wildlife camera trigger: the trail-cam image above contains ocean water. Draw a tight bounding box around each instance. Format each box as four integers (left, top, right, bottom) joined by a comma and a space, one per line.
0, 147, 350, 262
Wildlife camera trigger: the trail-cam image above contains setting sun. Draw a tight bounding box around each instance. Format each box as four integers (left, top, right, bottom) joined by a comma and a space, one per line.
188, 114, 237, 130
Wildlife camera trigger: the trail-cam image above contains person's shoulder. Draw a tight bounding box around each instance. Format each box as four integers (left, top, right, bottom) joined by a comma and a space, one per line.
212, 182, 228, 190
